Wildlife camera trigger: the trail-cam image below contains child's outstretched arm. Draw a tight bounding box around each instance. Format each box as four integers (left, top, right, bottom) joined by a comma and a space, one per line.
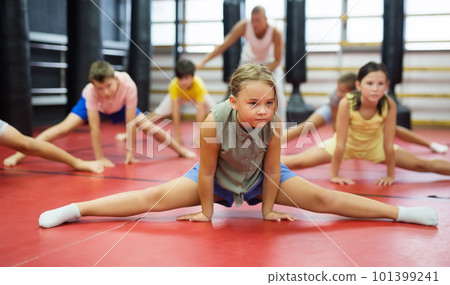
196, 20, 246, 70
193, 99, 206, 147
171, 98, 183, 144
177, 113, 219, 222
266, 28, 282, 72
330, 104, 338, 131
124, 107, 139, 164
87, 109, 115, 167
331, 98, 353, 185
195, 100, 206, 122
262, 118, 296, 221
379, 97, 397, 186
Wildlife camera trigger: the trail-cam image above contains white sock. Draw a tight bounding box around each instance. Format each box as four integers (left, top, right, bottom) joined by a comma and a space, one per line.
39, 203, 81, 228
430, 142, 448, 154
396, 206, 438, 226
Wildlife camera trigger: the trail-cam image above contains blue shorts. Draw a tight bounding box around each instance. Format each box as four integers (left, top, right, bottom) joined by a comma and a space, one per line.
70, 97, 142, 124
0, 119, 8, 137
315, 104, 332, 124
183, 163, 297, 207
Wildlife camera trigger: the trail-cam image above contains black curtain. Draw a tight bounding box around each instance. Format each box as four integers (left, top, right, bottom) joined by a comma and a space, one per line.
222, 0, 243, 83
285, 0, 307, 84
0, 0, 33, 135
285, 0, 314, 123
174, 0, 184, 65
382, 0, 404, 86
66, 0, 103, 114
128, 0, 151, 111
382, 0, 411, 129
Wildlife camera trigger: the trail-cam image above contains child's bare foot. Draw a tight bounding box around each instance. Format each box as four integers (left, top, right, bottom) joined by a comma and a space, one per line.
125, 151, 140, 164
73, 159, 104, 173
115, 133, 127, 142
179, 148, 196, 159
3, 152, 26, 167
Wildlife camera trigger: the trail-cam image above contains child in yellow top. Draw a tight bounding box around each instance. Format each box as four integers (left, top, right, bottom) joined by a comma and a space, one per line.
323, 92, 398, 164
282, 62, 450, 185
282, 73, 448, 154
153, 59, 216, 146
39, 64, 437, 229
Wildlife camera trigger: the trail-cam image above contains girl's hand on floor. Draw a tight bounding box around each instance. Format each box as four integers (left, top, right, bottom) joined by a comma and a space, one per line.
264, 210, 296, 222
331, 176, 355, 185
99, 157, 115, 167
176, 212, 211, 222
376, 176, 395, 186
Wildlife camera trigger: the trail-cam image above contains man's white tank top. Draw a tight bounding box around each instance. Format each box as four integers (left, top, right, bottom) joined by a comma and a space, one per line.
241, 21, 274, 64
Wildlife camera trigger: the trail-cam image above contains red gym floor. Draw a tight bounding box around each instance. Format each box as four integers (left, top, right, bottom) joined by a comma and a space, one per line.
1, 122, 449, 267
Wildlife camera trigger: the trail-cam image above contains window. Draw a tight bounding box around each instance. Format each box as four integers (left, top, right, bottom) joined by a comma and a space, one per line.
346, 0, 383, 44
346, 17, 383, 43
151, 0, 175, 46
307, 0, 342, 18
306, 19, 342, 51
149, 0, 450, 52
406, 0, 450, 14
347, 0, 383, 16
405, 0, 450, 50
152, 23, 176, 46
305, 0, 342, 51
184, 0, 223, 52
186, 0, 223, 21
185, 22, 224, 46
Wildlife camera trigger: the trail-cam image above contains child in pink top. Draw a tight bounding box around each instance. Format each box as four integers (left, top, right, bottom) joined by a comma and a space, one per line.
83, 71, 138, 117
4, 61, 195, 167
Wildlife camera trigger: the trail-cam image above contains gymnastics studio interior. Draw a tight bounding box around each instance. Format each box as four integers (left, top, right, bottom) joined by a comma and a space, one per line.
1, 0, 450, 273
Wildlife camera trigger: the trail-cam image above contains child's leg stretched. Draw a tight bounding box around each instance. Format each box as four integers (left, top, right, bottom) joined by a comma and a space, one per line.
40, 177, 202, 228
1, 125, 103, 173
394, 148, 450, 176
35, 113, 84, 142
395, 126, 447, 154
135, 114, 196, 159
281, 146, 332, 170
275, 176, 437, 226
4, 114, 84, 166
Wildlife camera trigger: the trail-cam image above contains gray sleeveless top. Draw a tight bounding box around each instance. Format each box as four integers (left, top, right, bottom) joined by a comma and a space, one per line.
211, 100, 275, 207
